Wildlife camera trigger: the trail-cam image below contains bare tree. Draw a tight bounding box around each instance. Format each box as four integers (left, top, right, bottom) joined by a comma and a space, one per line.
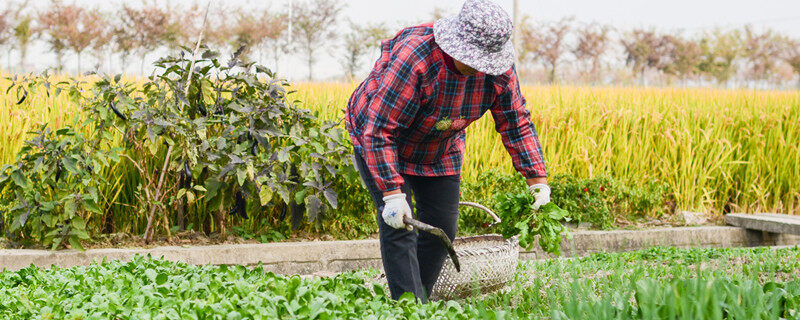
228, 8, 280, 63
657, 33, 702, 85
90, 10, 113, 74
159, 2, 197, 51
169, 4, 204, 49
742, 26, 783, 86
1, 0, 28, 71
430, 6, 453, 21
62, 6, 106, 74
522, 17, 573, 83
111, 20, 136, 74
782, 39, 800, 89
698, 29, 742, 86
38, 0, 73, 71
12, 13, 34, 72
203, 6, 234, 50
517, 16, 540, 73
118, 1, 175, 75
0, 6, 14, 71
340, 21, 390, 80
260, 11, 289, 72
621, 28, 662, 85
291, 0, 344, 80
573, 22, 611, 84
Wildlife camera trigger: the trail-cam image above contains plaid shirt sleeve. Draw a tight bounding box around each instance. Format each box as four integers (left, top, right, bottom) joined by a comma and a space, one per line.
490, 68, 548, 178
360, 44, 424, 192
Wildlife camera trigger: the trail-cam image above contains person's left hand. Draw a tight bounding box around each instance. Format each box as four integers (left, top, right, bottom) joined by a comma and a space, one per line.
528, 183, 551, 210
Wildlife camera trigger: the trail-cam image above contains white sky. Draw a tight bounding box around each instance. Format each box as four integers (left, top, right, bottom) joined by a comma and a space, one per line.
14, 0, 800, 80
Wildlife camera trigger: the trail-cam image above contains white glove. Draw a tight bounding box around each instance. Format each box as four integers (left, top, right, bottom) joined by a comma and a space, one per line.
528, 184, 551, 210
382, 193, 413, 231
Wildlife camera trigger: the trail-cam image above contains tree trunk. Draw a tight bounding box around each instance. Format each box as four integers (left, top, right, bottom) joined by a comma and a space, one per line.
56, 51, 63, 72
140, 53, 147, 77
307, 52, 313, 81
120, 54, 128, 75
306, 41, 315, 80
77, 52, 82, 75
640, 69, 646, 86
591, 59, 600, 85
177, 199, 185, 231
19, 46, 26, 72
270, 44, 279, 74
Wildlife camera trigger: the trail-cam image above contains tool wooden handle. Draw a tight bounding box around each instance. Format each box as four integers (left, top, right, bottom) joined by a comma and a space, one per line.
403, 216, 461, 272
459, 201, 502, 226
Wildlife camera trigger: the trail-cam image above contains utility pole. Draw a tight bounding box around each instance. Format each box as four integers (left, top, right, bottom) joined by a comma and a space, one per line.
512, 0, 520, 67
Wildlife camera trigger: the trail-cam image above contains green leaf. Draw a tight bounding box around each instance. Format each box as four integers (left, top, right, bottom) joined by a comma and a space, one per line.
64, 199, 77, 218
305, 195, 322, 223
186, 191, 196, 205
247, 162, 256, 181
156, 273, 168, 285
70, 225, 90, 240
62, 157, 79, 174
277, 148, 290, 162
323, 188, 338, 209
295, 189, 308, 205
11, 170, 29, 189
69, 236, 84, 251
71, 216, 86, 230
276, 186, 291, 204
259, 188, 273, 206
153, 118, 174, 127
42, 214, 55, 228
236, 169, 247, 186
83, 200, 102, 215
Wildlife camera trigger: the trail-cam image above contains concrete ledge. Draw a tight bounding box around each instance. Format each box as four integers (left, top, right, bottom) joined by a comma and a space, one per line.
2, 226, 799, 274
725, 213, 800, 235
522, 226, 800, 260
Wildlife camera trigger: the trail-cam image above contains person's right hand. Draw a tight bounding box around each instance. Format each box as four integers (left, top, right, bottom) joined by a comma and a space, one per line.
382, 193, 413, 231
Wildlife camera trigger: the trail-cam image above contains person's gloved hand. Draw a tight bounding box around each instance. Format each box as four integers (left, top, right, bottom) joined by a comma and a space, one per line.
528, 184, 551, 210
382, 193, 413, 231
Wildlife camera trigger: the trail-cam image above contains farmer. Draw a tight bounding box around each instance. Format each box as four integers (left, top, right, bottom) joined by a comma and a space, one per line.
346, 0, 549, 301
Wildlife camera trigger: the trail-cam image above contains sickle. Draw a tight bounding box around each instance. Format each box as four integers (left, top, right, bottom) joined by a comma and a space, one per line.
403, 216, 460, 272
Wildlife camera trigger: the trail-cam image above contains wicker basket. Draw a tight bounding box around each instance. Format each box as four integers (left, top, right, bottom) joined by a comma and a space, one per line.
427, 201, 520, 301
430, 234, 519, 300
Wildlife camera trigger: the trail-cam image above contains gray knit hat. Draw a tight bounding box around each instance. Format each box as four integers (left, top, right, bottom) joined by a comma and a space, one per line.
433, 0, 515, 76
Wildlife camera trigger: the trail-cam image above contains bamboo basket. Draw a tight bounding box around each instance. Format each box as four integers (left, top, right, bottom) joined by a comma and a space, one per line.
430, 202, 520, 301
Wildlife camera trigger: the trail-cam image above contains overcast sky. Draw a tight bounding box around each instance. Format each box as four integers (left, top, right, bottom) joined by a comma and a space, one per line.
17, 0, 800, 80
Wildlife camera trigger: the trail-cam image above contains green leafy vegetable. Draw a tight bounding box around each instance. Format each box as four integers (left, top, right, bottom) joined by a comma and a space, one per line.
495, 191, 571, 255
2, 247, 800, 318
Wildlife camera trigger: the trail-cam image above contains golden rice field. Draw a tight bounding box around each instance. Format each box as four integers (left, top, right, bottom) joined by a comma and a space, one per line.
3, 77, 800, 215
292, 82, 800, 215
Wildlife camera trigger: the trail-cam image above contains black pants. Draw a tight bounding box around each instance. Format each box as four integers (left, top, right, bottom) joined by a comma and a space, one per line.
353, 152, 460, 302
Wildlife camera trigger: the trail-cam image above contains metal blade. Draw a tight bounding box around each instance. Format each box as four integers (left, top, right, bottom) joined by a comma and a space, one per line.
403, 217, 461, 272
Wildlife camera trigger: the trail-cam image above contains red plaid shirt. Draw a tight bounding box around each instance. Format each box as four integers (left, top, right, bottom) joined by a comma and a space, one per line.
346, 23, 547, 192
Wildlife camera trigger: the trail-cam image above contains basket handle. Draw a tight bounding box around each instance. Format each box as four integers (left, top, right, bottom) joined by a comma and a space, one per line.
458, 201, 502, 227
